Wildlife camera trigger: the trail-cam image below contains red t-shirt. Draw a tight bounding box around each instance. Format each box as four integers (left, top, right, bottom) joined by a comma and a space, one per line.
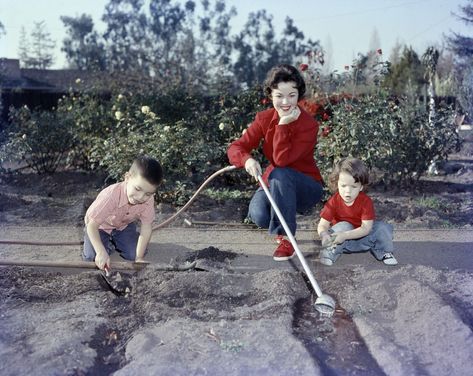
320, 191, 375, 228
227, 107, 322, 185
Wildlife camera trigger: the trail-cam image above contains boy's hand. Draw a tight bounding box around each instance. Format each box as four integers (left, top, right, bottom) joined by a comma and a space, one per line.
95, 251, 110, 271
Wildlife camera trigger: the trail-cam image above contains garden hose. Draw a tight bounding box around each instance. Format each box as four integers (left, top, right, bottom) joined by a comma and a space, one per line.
0, 165, 237, 246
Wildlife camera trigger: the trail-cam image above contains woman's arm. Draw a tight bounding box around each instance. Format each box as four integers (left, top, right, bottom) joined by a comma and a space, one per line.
227, 113, 265, 168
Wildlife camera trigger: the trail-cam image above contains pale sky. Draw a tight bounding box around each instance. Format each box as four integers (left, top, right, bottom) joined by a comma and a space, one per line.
0, 0, 470, 70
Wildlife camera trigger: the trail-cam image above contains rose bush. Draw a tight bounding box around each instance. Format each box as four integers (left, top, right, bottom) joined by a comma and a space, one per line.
315, 92, 461, 187
0, 106, 75, 173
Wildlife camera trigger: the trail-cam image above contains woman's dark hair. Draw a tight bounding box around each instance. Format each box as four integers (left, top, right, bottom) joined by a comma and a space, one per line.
328, 157, 369, 193
129, 155, 163, 187
263, 64, 306, 99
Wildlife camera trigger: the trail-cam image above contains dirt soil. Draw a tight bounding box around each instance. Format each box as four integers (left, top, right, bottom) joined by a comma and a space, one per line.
0, 129, 472, 375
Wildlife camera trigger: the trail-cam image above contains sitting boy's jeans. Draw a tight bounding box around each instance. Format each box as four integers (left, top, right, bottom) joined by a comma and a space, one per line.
248, 167, 323, 236
329, 221, 394, 260
82, 223, 140, 261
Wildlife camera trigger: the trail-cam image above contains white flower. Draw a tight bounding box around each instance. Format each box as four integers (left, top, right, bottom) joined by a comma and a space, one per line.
75, 78, 81, 84
163, 126, 170, 132
148, 111, 156, 118
141, 106, 150, 114
103, 140, 109, 146
115, 111, 123, 120
117, 94, 124, 100
218, 122, 225, 131
22, 134, 27, 140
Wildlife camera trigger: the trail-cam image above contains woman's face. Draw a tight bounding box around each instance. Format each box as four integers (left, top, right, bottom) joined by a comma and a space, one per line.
271, 81, 299, 118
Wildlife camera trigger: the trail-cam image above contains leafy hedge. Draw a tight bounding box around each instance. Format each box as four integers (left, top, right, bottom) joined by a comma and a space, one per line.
0, 83, 461, 193
315, 92, 461, 186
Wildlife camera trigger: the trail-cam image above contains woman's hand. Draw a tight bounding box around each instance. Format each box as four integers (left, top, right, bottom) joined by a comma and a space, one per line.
244, 158, 262, 180
278, 106, 301, 125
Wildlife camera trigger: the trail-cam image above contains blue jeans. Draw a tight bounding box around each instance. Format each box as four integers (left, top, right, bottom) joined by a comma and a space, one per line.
329, 221, 394, 260
248, 167, 323, 236
82, 222, 141, 261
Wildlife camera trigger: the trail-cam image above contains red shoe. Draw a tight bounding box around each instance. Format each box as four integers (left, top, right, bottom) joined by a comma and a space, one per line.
273, 236, 295, 261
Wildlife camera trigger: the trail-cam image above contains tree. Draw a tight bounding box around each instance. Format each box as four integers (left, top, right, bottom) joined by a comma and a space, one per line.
422, 46, 440, 125
98, 0, 236, 91
447, 0, 473, 60
61, 14, 107, 70
383, 46, 426, 97
186, 0, 237, 91
232, 10, 278, 87
368, 28, 381, 53
18, 27, 30, 67
58, 0, 319, 91
18, 21, 56, 69
101, 0, 151, 72
232, 12, 319, 88
389, 40, 403, 65
321, 35, 334, 75
446, 0, 473, 119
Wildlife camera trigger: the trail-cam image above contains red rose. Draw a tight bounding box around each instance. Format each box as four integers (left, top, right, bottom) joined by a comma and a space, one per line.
322, 126, 331, 137
344, 65, 350, 70
299, 63, 309, 71
322, 113, 330, 121
261, 98, 269, 105
377, 48, 382, 55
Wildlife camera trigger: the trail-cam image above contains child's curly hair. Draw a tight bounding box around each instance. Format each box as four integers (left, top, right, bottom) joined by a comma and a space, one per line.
328, 157, 370, 193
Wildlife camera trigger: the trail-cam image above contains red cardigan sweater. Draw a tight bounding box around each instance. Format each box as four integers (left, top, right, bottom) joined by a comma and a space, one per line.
227, 106, 323, 185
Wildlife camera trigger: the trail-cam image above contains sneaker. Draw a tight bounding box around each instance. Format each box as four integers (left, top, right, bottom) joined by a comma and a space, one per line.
319, 246, 340, 266
273, 237, 295, 261
382, 252, 398, 266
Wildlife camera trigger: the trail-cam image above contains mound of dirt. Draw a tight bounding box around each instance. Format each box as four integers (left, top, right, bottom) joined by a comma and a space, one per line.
0, 265, 321, 375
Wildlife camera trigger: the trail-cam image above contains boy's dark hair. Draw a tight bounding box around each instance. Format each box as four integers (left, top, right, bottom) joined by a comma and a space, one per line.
263, 64, 306, 99
328, 157, 369, 193
129, 155, 163, 187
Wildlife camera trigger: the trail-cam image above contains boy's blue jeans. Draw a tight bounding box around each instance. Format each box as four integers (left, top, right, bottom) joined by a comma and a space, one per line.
82, 223, 140, 261
248, 167, 323, 236
329, 221, 394, 260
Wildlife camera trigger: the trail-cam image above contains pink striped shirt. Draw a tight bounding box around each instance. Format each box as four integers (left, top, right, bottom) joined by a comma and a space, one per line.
85, 181, 155, 234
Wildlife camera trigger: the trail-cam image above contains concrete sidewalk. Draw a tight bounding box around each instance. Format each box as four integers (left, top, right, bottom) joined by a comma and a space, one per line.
145, 225, 473, 273
1, 224, 472, 272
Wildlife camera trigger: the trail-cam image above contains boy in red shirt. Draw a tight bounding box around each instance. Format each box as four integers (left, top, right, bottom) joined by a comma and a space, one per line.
317, 157, 397, 266
227, 64, 323, 261
83, 155, 163, 271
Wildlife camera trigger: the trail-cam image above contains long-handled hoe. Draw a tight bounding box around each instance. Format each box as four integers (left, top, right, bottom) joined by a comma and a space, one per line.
257, 174, 336, 316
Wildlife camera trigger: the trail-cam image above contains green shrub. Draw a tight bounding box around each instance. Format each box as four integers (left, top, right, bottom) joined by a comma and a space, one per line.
316, 93, 461, 187
0, 106, 75, 173
55, 90, 114, 169
82, 86, 266, 186
85, 92, 224, 183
